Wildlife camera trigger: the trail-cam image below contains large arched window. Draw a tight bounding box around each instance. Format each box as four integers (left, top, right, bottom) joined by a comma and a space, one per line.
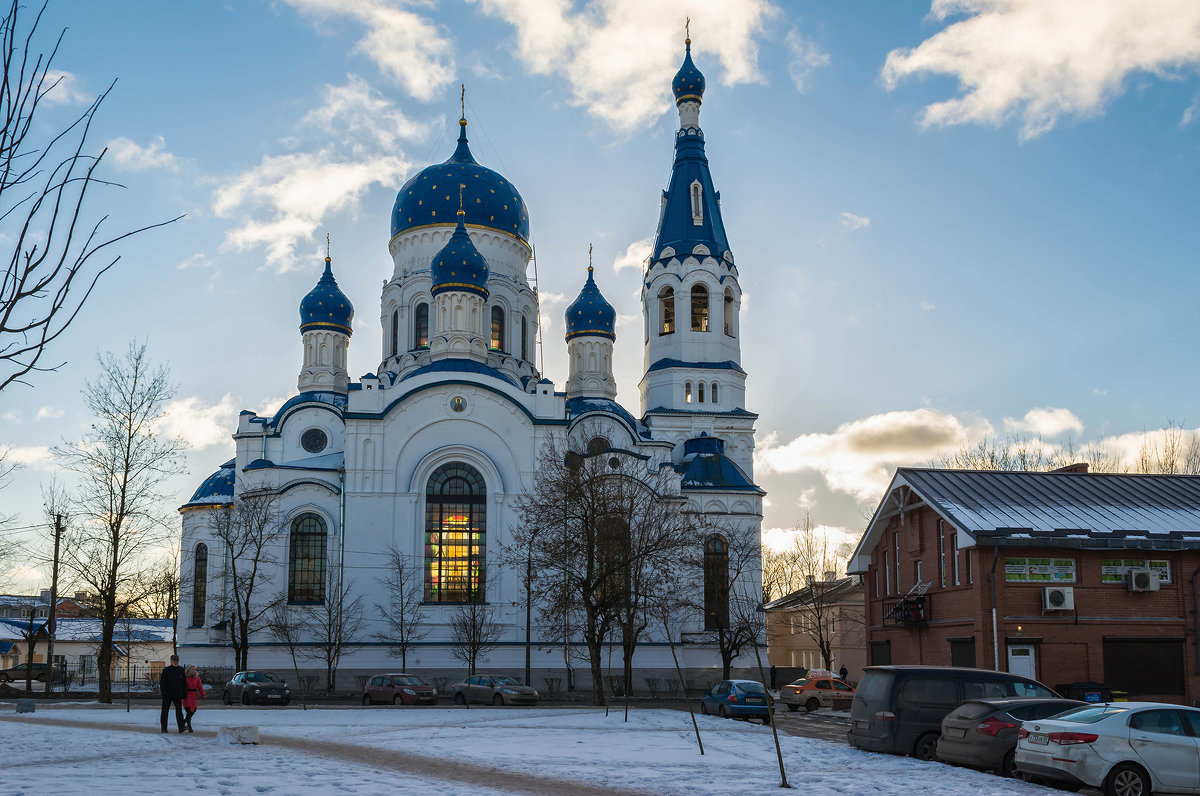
521, 315, 529, 361
691, 284, 709, 332
703, 535, 729, 630
191, 543, 208, 627
724, 288, 735, 336
685, 382, 693, 403
425, 463, 487, 603
711, 382, 719, 404
390, 310, 399, 357
658, 287, 675, 335
288, 514, 327, 603
697, 382, 705, 403
598, 515, 630, 607
414, 302, 430, 348
490, 306, 506, 351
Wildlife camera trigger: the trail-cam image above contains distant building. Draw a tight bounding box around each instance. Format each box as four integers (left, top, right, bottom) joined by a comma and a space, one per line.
0, 617, 174, 679
0, 592, 96, 620
850, 466, 1200, 702
765, 576, 865, 681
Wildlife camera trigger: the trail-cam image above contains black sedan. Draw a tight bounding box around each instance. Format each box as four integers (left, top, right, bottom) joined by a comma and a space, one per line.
222, 670, 292, 705
937, 697, 1083, 777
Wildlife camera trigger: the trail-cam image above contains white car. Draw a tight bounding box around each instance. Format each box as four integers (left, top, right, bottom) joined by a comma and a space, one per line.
1015, 701, 1200, 795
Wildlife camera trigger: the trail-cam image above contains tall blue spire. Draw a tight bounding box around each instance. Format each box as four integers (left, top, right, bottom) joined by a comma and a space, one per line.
299, 255, 354, 335
565, 263, 616, 342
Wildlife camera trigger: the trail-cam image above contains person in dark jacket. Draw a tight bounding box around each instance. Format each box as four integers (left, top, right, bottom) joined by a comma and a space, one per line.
159, 654, 186, 733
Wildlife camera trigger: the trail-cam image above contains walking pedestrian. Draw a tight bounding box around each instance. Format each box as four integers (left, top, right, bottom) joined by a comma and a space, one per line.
159, 654, 186, 733
182, 664, 206, 733
838, 664, 848, 681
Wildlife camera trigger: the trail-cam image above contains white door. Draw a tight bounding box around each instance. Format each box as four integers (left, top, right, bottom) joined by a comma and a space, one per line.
1007, 645, 1036, 679
1129, 709, 1199, 790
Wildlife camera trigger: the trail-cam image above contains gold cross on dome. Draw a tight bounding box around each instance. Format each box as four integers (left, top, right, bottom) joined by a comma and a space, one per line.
685, 17, 690, 43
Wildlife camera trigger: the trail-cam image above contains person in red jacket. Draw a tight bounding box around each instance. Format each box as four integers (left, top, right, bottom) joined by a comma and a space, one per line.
182, 664, 206, 733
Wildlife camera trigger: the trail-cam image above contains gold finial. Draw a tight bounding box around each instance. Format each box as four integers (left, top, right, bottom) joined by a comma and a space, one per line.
457, 183, 466, 217
325, 233, 331, 262
460, 83, 466, 125
588, 243, 593, 273
685, 17, 690, 45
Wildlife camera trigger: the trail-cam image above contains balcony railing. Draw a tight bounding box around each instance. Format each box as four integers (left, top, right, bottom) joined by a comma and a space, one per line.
882, 594, 930, 627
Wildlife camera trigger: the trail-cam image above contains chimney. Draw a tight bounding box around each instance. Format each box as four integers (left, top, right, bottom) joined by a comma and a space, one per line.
824, 571, 836, 583
40, 589, 51, 602
1052, 463, 1089, 474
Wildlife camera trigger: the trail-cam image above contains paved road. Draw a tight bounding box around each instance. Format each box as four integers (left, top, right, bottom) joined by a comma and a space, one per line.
772, 707, 852, 744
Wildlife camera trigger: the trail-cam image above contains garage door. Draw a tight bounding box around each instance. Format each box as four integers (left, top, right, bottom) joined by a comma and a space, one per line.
1103, 637, 1184, 695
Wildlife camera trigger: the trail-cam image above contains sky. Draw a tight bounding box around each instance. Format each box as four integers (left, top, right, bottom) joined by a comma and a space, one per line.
2, 0, 1200, 588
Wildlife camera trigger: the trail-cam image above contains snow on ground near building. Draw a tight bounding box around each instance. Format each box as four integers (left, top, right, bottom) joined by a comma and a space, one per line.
1, 705, 1051, 795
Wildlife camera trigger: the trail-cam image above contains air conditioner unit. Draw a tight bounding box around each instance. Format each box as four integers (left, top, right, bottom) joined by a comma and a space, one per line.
1043, 586, 1075, 611
1128, 568, 1160, 592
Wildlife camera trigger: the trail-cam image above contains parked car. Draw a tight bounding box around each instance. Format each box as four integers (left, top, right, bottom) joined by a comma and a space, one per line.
222, 670, 291, 705
1016, 701, 1200, 795
699, 680, 774, 725
780, 675, 855, 712
936, 697, 1083, 777
362, 673, 438, 705
847, 665, 1060, 761
0, 662, 49, 683
450, 674, 539, 706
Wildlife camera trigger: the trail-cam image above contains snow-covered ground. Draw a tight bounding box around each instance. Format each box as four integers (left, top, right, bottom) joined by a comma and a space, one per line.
1, 703, 1055, 795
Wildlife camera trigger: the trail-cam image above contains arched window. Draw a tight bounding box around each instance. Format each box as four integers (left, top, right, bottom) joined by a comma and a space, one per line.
711, 382, 719, 403
414, 302, 429, 348
587, 436, 610, 456
191, 543, 208, 627
659, 287, 675, 335
691, 284, 709, 332
599, 515, 630, 607
698, 382, 705, 403
521, 315, 528, 361
724, 288, 735, 336
425, 463, 487, 603
690, 181, 703, 225
288, 514, 327, 603
490, 306, 506, 351
685, 382, 692, 403
703, 535, 729, 630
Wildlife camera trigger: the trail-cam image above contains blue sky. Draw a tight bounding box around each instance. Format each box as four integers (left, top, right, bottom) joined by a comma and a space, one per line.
2, 0, 1199, 585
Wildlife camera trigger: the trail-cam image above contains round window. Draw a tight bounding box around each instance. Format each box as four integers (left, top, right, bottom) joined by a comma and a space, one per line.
301, 428, 328, 454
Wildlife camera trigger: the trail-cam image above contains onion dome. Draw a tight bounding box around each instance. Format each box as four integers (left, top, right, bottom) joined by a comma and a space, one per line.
564, 265, 616, 341
390, 118, 530, 243
430, 209, 489, 299
181, 459, 235, 510
671, 38, 705, 105
299, 256, 354, 335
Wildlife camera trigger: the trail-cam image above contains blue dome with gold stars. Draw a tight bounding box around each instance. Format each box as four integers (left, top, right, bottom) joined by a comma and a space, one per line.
564, 266, 615, 341
431, 213, 489, 300
391, 120, 530, 243
299, 257, 354, 336
672, 39, 705, 105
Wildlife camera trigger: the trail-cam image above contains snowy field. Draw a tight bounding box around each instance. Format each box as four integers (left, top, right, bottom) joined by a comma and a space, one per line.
0, 703, 1057, 795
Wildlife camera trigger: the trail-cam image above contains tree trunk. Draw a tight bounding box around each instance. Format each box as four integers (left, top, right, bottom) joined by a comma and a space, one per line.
98, 594, 116, 703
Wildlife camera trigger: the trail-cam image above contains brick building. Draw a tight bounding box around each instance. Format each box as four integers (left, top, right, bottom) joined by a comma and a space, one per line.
848, 467, 1200, 703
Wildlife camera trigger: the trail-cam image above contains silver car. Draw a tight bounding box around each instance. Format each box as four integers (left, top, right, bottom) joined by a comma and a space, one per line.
451, 674, 539, 706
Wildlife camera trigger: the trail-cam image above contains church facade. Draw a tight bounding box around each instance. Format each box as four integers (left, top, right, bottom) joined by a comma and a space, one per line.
178, 41, 764, 688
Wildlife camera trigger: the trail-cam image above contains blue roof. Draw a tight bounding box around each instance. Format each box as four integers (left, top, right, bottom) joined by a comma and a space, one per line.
400, 358, 520, 388
431, 213, 489, 299
264, 391, 348, 429
566, 396, 652, 439
564, 267, 616, 341
391, 119, 530, 243
647, 358, 746, 375
672, 39, 705, 105
299, 257, 354, 335
677, 434, 761, 492
183, 459, 235, 508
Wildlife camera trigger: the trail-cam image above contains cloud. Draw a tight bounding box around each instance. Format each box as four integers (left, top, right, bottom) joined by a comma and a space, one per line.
613, 238, 652, 273
41, 69, 89, 105
34, 406, 64, 421
785, 28, 830, 93
470, 0, 776, 133
839, 211, 870, 231
159, 394, 241, 449
756, 408, 992, 502
762, 523, 855, 553
882, 0, 1200, 139
106, 135, 179, 172
283, 0, 454, 101
1184, 92, 1200, 127
213, 76, 423, 272
1094, 387, 1108, 397
1003, 407, 1084, 437
920, 297, 936, 311
0, 445, 53, 467
177, 253, 212, 270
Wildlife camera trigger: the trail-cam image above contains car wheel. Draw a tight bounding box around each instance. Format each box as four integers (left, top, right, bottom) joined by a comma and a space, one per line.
699, 702, 707, 716
454, 692, 466, 705
492, 694, 504, 706
393, 695, 404, 706
786, 703, 799, 712
805, 698, 820, 713
761, 713, 772, 726
223, 690, 232, 705
1105, 763, 1151, 796
719, 705, 728, 719
0, 673, 8, 683
999, 751, 1019, 779
241, 692, 251, 706
362, 694, 372, 706
912, 732, 939, 761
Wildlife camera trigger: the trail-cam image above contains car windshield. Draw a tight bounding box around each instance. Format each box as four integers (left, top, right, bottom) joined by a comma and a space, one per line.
246, 672, 279, 683
789, 679, 810, 687
395, 676, 424, 686
493, 676, 519, 686
1051, 705, 1129, 724
737, 682, 766, 694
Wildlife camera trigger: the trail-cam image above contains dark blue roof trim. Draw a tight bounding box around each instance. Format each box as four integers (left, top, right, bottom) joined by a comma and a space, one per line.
566, 396, 652, 440
299, 258, 354, 335
277, 478, 341, 497
646, 406, 758, 418
678, 442, 763, 493
400, 359, 521, 388
182, 460, 236, 509
344, 379, 569, 427
263, 391, 348, 434
647, 358, 746, 375
564, 267, 616, 342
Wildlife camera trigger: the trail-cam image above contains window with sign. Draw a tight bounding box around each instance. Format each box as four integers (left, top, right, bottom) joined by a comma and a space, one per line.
1100, 558, 1171, 585
1003, 557, 1076, 583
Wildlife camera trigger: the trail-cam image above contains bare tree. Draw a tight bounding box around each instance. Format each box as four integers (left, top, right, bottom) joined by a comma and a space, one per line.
301, 568, 364, 692
937, 434, 1119, 473
211, 487, 286, 671
266, 602, 309, 710
10, 598, 44, 693
128, 553, 180, 654
447, 598, 502, 678
1135, 421, 1200, 475
52, 341, 185, 703
373, 548, 427, 671
0, 1, 181, 392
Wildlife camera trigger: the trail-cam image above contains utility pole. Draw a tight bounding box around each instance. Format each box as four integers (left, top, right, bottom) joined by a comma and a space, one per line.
45, 513, 63, 695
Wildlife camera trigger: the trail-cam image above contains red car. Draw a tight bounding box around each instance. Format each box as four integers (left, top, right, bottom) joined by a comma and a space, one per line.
362, 673, 438, 705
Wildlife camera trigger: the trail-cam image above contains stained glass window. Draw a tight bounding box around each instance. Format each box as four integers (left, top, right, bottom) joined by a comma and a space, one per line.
191, 543, 207, 627
425, 463, 486, 603
288, 514, 327, 603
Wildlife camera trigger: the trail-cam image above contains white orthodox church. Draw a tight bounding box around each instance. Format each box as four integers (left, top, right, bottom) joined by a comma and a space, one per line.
178, 41, 764, 688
